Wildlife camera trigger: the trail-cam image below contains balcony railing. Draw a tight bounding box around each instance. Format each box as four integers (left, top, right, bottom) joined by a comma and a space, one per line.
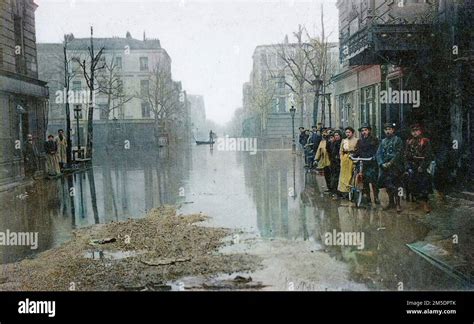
340, 22, 434, 66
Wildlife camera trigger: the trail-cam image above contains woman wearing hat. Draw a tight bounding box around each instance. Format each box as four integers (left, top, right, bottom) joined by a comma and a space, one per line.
404, 123, 434, 213
376, 123, 404, 212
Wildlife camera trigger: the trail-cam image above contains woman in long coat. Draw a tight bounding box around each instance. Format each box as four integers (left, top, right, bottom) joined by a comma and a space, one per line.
55, 129, 67, 169
338, 127, 358, 196
315, 128, 332, 190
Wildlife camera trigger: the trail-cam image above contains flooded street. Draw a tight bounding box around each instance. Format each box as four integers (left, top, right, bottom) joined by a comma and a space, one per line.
1, 145, 471, 291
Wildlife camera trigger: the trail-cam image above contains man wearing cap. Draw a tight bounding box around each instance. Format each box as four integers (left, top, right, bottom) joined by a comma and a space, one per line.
298, 127, 308, 151
311, 125, 322, 153
376, 123, 404, 212
404, 124, 434, 213
354, 123, 379, 205
23, 134, 39, 178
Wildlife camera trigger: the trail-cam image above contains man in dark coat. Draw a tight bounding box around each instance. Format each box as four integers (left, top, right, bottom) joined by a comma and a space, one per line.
376, 123, 404, 212
298, 127, 308, 150
328, 129, 342, 198
311, 125, 322, 152
404, 124, 434, 213
354, 123, 379, 205
23, 134, 39, 178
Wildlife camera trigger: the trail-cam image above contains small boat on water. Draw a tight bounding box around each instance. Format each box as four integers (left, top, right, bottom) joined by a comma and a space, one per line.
195, 140, 215, 145
194, 131, 216, 145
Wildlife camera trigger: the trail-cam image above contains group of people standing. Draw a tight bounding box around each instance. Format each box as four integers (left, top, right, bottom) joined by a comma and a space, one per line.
22, 129, 68, 178
299, 122, 444, 213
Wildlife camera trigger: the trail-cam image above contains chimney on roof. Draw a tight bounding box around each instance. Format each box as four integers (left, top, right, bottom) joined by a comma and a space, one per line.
126, 31, 132, 39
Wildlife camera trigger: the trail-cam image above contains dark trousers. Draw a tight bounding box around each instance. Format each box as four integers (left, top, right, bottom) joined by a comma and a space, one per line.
324, 166, 332, 190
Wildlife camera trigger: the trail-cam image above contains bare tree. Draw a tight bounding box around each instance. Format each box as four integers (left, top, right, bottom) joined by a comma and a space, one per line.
140, 61, 183, 142
249, 76, 276, 135
73, 26, 105, 159
275, 6, 335, 126
97, 53, 133, 142
275, 25, 312, 126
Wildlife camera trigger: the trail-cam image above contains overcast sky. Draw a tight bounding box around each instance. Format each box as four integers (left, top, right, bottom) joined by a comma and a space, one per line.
35, 0, 339, 125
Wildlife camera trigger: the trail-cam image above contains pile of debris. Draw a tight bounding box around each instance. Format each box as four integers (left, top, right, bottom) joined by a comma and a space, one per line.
0, 206, 261, 291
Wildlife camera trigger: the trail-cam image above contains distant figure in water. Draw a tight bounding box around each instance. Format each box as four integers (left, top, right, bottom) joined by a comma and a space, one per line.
209, 130, 214, 142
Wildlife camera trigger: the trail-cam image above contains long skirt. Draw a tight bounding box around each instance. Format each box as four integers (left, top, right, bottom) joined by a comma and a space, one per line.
46, 154, 60, 176
57, 145, 67, 164
338, 153, 354, 193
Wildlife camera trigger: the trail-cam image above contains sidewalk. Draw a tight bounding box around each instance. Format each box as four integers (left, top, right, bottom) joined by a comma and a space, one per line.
311, 172, 474, 288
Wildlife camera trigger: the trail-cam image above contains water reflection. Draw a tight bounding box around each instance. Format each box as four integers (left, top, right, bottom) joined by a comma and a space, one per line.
241, 149, 465, 290
0, 144, 467, 290
0, 146, 192, 263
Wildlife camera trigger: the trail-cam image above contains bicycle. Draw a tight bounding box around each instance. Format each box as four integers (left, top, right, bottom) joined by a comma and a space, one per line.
348, 155, 375, 208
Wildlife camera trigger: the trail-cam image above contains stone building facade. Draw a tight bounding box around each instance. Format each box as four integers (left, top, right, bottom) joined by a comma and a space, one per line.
0, 0, 49, 185
242, 40, 338, 143
38, 32, 190, 152
334, 0, 473, 182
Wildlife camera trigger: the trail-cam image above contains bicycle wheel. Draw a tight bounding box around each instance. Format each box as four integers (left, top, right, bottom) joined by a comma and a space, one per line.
354, 189, 363, 207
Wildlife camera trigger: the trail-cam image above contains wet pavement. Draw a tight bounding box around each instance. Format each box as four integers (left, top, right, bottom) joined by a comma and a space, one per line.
0, 144, 472, 290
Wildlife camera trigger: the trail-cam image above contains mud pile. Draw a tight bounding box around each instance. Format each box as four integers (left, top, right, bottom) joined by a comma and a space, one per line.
0, 206, 260, 291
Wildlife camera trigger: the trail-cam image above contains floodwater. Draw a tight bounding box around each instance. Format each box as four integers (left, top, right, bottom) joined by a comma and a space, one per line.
0, 144, 469, 290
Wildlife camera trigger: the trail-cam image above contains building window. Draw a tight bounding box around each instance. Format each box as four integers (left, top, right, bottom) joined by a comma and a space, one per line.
277, 76, 285, 89
99, 104, 108, 120
278, 96, 286, 113
141, 102, 151, 118
14, 15, 26, 74
140, 80, 149, 97
115, 56, 122, 69
140, 57, 149, 71
72, 81, 82, 91
349, 17, 359, 36
117, 80, 123, 94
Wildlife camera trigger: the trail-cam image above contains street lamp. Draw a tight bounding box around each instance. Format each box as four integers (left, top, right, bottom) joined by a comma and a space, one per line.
312, 77, 323, 126
289, 105, 296, 154
74, 106, 82, 159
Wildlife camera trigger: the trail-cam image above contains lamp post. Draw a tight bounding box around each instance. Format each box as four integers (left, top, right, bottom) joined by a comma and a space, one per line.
326, 94, 332, 128
74, 106, 82, 159
312, 77, 323, 126
290, 105, 296, 154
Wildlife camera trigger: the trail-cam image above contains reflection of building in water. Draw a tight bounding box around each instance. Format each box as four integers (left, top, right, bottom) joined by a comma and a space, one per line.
1, 146, 192, 264
0, 180, 62, 264
312, 203, 460, 290
243, 151, 313, 239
